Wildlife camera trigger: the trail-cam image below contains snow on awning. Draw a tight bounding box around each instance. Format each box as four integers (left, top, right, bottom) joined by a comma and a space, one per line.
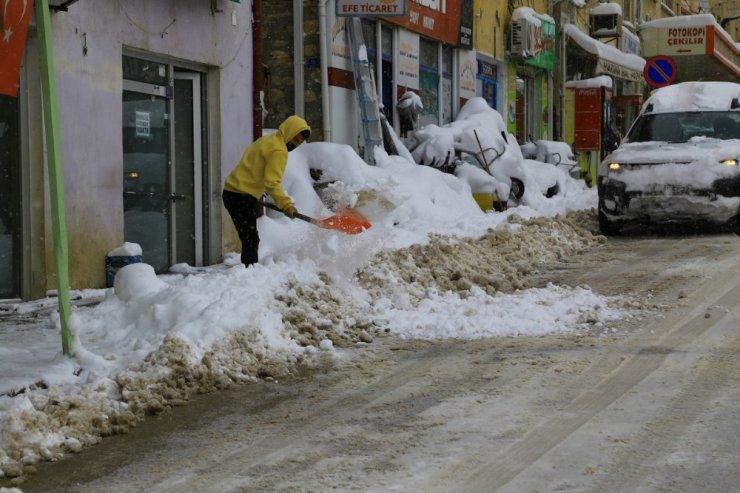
564, 24, 645, 82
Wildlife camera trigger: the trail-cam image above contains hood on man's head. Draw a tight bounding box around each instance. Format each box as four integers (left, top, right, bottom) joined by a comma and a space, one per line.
279, 115, 311, 143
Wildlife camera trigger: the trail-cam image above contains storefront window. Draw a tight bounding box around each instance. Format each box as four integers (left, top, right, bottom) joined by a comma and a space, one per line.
122, 55, 168, 85
362, 19, 376, 53
419, 38, 439, 126
477, 60, 498, 110
441, 45, 453, 124
362, 20, 379, 90
623, 0, 634, 21
381, 25, 394, 125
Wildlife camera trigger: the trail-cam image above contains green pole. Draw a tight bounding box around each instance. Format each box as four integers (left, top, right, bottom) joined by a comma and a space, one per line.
35, 0, 74, 356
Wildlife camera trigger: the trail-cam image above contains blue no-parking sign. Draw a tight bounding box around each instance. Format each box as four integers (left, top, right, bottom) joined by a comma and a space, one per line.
643, 56, 678, 88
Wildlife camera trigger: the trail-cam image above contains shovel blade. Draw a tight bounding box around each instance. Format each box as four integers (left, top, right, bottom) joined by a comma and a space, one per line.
317, 210, 371, 234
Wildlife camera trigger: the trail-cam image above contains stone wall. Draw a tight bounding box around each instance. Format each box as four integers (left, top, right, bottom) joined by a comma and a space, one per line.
262, 0, 296, 130
262, 1, 325, 141
303, 1, 325, 142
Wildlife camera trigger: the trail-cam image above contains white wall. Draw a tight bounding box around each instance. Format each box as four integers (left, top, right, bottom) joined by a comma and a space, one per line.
28, 0, 253, 289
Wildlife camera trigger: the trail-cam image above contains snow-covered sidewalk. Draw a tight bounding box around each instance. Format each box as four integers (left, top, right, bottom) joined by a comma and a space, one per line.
2, 102, 620, 482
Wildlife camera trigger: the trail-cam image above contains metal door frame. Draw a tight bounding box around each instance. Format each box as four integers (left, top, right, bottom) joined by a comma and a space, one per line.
173, 72, 203, 266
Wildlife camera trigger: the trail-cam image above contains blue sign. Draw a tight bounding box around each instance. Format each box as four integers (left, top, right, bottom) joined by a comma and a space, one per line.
643, 55, 677, 88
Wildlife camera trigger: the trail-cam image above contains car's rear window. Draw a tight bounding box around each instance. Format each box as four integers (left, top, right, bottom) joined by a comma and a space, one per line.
626, 111, 740, 143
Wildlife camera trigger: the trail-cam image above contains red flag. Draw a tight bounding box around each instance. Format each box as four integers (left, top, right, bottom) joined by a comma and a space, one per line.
0, 0, 35, 97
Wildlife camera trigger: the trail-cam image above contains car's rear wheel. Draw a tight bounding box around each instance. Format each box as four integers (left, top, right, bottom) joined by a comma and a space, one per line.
598, 208, 622, 236
545, 182, 560, 198
510, 178, 525, 201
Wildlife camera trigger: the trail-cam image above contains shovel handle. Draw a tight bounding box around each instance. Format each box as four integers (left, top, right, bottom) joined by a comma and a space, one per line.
262, 201, 317, 225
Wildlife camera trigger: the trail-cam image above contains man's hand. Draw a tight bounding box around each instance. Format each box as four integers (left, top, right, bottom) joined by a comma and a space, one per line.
284, 205, 298, 219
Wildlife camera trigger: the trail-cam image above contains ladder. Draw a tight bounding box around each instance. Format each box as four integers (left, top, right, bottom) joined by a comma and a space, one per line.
347, 17, 383, 165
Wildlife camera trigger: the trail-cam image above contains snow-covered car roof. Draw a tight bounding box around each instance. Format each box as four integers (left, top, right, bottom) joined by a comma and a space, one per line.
642, 81, 740, 114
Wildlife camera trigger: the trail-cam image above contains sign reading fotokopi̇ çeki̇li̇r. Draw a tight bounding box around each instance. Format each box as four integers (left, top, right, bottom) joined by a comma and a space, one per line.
337, 0, 407, 17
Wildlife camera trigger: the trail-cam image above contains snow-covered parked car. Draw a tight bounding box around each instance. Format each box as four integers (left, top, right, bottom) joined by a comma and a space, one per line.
534, 140, 579, 179
522, 140, 580, 182
597, 81, 740, 235
403, 97, 558, 208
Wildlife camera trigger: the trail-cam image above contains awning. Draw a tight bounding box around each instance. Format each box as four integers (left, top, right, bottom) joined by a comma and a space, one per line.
640, 15, 740, 82
564, 24, 645, 82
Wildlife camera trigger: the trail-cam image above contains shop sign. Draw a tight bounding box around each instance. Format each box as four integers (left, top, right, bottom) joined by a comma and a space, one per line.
398, 30, 420, 89
330, 18, 352, 71
387, 0, 462, 45
644, 25, 708, 56
665, 26, 707, 54
336, 0, 407, 17
135, 111, 151, 138
619, 28, 640, 55
458, 50, 477, 100
523, 18, 556, 71
458, 0, 474, 49
596, 58, 643, 82
478, 60, 497, 79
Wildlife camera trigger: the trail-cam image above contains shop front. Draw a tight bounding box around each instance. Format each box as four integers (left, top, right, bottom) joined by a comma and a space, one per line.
385, 0, 467, 129
506, 8, 556, 143
563, 23, 645, 184
328, 0, 472, 150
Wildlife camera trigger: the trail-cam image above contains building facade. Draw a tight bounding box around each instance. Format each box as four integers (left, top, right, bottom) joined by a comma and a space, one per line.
1, 0, 253, 299
2, 0, 738, 301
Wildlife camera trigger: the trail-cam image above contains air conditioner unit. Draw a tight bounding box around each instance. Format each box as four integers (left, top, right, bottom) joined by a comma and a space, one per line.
590, 14, 623, 37
509, 19, 537, 58
589, 2, 623, 39
509, 19, 530, 57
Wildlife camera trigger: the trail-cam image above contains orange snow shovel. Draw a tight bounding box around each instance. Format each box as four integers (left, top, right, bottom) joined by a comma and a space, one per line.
263, 202, 371, 235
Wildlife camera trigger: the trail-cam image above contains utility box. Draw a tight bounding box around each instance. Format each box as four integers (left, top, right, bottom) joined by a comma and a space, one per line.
573, 86, 609, 152
564, 79, 618, 186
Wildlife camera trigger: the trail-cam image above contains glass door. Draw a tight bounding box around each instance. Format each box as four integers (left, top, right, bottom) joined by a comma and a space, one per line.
0, 94, 21, 298
122, 55, 206, 273
515, 76, 528, 144
122, 84, 171, 272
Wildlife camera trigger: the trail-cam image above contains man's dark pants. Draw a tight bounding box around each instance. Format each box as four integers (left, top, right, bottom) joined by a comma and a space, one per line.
222, 190, 260, 267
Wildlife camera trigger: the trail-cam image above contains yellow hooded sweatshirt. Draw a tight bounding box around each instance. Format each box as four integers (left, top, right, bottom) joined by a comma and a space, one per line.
224, 115, 311, 210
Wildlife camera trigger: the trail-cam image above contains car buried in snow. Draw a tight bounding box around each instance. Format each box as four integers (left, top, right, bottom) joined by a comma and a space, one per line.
402, 97, 569, 210
597, 81, 740, 235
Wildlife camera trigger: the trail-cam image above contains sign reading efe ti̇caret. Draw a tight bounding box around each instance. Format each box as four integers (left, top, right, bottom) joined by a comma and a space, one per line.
336, 0, 407, 17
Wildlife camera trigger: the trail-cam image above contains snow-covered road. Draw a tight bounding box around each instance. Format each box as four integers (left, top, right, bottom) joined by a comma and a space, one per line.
15, 230, 740, 493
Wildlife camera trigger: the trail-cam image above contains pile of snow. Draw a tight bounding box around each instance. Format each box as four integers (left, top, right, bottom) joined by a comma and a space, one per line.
1, 112, 622, 483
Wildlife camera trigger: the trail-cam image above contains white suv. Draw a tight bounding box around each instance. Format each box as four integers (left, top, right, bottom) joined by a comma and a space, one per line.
597, 81, 740, 235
